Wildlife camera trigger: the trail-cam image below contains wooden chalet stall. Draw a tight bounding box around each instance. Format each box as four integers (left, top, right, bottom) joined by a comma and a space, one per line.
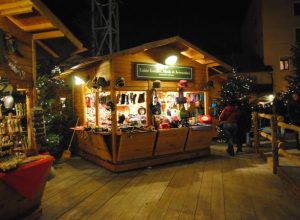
0, 0, 86, 219
57, 36, 231, 172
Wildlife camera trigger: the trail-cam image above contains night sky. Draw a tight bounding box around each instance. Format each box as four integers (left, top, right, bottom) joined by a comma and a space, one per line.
41, 0, 251, 57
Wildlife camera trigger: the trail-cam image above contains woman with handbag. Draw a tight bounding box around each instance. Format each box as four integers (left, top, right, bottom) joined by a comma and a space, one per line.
219, 101, 240, 156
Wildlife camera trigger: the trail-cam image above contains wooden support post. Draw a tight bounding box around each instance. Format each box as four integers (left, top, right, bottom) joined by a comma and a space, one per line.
110, 60, 117, 163
95, 90, 99, 126
252, 112, 259, 153
147, 80, 152, 125
271, 114, 278, 174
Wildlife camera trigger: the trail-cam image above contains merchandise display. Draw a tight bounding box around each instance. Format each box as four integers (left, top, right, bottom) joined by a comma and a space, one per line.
85, 93, 96, 127
0, 91, 29, 172
116, 91, 147, 127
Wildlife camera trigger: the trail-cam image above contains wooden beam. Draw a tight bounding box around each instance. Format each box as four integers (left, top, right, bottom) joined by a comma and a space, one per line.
70, 47, 88, 56
30, 0, 84, 49
207, 62, 220, 68
0, 1, 31, 10
210, 67, 223, 74
22, 22, 56, 32
0, 6, 32, 16
36, 40, 59, 58
7, 15, 56, 32
32, 30, 64, 40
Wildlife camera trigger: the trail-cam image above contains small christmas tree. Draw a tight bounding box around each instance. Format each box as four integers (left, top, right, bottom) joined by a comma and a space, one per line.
217, 68, 254, 139
36, 61, 75, 160
285, 43, 300, 94
219, 68, 254, 108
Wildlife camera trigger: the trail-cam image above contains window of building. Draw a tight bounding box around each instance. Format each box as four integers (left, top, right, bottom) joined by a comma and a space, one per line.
294, 3, 300, 15
280, 57, 289, 70
296, 28, 300, 42
295, 3, 300, 15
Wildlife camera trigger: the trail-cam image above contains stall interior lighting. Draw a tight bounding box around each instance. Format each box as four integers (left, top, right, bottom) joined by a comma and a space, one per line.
74, 76, 85, 85
268, 94, 275, 102
165, 55, 178, 65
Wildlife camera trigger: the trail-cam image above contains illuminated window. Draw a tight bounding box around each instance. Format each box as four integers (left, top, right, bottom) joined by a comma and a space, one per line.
294, 3, 300, 16
280, 57, 289, 70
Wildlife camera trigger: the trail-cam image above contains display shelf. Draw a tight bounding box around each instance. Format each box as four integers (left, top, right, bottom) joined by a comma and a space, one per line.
31, 108, 46, 145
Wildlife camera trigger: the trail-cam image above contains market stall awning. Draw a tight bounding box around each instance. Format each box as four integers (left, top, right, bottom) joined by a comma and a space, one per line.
56, 36, 231, 79
0, 0, 86, 58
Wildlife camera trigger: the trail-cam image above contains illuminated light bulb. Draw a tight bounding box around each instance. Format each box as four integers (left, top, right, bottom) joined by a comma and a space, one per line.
165, 55, 178, 65
74, 76, 85, 85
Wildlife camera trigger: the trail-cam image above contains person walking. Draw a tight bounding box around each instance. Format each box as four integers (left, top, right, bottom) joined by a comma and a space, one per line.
219, 101, 240, 156
236, 100, 252, 151
272, 92, 286, 140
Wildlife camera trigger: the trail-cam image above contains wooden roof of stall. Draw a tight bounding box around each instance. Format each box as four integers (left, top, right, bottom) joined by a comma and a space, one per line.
56, 36, 232, 79
0, 0, 86, 58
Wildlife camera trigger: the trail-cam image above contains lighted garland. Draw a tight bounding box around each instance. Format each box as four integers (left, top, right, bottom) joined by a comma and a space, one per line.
219, 69, 254, 108
285, 43, 300, 96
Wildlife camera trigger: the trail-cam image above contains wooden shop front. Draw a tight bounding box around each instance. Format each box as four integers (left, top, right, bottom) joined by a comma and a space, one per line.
58, 36, 231, 172
0, 0, 86, 219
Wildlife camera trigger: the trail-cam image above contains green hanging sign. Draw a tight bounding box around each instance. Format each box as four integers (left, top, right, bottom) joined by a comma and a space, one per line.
134, 63, 193, 81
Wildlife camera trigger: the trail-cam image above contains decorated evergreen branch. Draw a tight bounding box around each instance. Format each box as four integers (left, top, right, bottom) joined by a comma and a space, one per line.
36, 62, 75, 160
219, 68, 254, 109
285, 43, 300, 95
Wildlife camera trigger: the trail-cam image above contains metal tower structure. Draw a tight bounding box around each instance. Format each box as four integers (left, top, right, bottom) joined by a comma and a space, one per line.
91, 0, 120, 56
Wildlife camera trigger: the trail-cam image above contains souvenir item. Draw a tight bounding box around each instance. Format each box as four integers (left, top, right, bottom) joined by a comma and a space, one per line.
116, 77, 125, 87
153, 80, 161, 89
176, 92, 186, 104
177, 79, 188, 88
138, 93, 145, 103
3, 95, 14, 109
132, 93, 137, 104
138, 106, 146, 115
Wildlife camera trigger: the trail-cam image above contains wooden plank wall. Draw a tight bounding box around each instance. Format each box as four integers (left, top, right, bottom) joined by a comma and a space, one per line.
0, 17, 33, 89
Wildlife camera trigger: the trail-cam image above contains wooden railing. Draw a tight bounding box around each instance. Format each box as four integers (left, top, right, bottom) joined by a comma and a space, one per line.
252, 112, 280, 174
253, 112, 300, 174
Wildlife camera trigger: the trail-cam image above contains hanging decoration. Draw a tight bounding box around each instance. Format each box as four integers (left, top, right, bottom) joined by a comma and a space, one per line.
5, 33, 23, 57
7, 58, 26, 78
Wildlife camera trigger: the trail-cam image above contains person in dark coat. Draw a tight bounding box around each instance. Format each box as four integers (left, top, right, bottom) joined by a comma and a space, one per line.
219, 101, 240, 156
287, 92, 300, 149
236, 100, 252, 151
272, 92, 286, 116
272, 92, 286, 140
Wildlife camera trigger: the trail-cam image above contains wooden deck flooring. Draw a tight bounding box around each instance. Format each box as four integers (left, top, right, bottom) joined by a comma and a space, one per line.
40, 144, 300, 220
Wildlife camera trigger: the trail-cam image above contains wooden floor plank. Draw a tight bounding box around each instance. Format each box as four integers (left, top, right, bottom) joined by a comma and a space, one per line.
210, 156, 225, 220
87, 171, 152, 219
131, 166, 178, 219
116, 166, 176, 220
238, 154, 300, 220
146, 163, 191, 220
193, 157, 216, 220
177, 159, 206, 220
40, 145, 300, 220
57, 172, 138, 220
41, 169, 116, 219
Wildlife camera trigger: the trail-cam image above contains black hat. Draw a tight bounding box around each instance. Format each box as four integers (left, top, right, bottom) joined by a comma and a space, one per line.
116, 77, 125, 87
93, 77, 108, 89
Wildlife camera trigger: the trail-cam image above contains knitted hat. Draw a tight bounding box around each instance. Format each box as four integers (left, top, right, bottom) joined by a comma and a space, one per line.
177, 80, 188, 88
116, 77, 125, 87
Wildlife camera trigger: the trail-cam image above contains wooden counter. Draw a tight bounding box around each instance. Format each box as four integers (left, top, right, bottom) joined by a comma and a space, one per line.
77, 126, 212, 172
117, 131, 157, 161
154, 127, 189, 156
76, 131, 112, 161
185, 125, 213, 151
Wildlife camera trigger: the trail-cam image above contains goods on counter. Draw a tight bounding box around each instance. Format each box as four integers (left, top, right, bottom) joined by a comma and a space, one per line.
0, 154, 43, 172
